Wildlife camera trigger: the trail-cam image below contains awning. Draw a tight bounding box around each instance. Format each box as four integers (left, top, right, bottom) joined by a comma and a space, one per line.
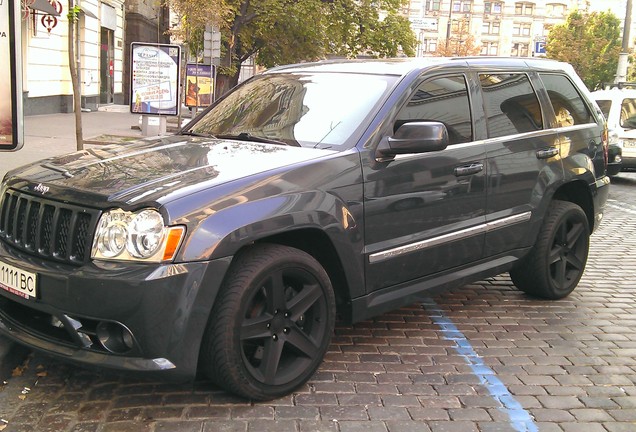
28, 0, 60, 16
79, 5, 98, 19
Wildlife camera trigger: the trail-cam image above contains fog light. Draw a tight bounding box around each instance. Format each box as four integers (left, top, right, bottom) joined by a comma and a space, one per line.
96, 321, 135, 354
615, 155, 622, 163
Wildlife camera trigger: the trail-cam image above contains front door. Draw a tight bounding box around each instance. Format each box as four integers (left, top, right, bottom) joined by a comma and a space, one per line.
363, 74, 487, 292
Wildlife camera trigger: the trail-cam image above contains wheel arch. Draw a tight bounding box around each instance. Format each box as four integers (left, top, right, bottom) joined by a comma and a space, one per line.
251, 229, 355, 322
551, 179, 595, 232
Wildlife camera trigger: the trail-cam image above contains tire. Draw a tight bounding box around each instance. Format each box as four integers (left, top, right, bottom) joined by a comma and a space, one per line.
510, 200, 590, 299
200, 243, 336, 400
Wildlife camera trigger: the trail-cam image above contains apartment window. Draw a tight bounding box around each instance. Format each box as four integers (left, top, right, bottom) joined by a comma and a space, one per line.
421, 38, 438, 53
543, 24, 553, 37
481, 42, 498, 56
452, 0, 472, 13
515, 2, 534, 15
546, 3, 566, 16
426, 0, 441, 11
482, 21, 500, 35
511, 42, 530, 57
484, 2, 503, 14
451, 19, 469, 32
513, 22, 532, 36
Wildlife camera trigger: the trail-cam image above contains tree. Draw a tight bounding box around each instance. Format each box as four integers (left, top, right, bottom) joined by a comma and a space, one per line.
546, 10, 621, 90
167, 0, 418, 96
433, 19, 482, 57
67, 4, 83, 150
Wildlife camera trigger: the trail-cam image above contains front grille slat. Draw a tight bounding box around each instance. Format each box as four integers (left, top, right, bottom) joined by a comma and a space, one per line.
0, 189, 101, 265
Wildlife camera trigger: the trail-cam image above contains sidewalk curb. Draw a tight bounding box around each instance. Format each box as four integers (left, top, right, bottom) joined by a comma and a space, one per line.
0, 336, 30, 381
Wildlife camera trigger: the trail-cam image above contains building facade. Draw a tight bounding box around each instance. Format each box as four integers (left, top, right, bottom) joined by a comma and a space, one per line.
406, 0, 634, 58
19, 0, 167, 115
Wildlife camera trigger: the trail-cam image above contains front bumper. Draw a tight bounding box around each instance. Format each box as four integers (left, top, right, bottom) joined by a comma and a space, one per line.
0, 241, 232, 381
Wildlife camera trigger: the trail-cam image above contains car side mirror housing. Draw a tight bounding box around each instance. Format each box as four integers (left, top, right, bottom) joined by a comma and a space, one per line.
376, 121, 449, 160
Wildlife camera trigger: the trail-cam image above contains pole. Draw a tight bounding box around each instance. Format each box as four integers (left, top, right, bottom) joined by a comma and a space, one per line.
616, 0, 633, 83
445, 0, 452, 51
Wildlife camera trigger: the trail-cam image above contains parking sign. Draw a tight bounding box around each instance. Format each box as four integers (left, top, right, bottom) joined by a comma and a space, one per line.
535, 41, 546, 55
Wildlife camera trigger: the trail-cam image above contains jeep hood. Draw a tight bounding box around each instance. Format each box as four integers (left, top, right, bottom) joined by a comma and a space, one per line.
5, 135, 335, 205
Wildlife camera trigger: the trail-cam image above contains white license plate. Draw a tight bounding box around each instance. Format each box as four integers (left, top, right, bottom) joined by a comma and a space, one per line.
624, 141, 636, 148
0, 259, 37, 299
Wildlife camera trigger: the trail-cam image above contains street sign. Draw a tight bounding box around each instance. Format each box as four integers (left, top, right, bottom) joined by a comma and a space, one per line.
130, 42, 181, 116
0, 0, 24, 151
534, 41, 546, 55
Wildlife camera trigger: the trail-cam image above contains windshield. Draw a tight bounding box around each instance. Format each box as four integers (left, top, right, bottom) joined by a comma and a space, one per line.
620, 98, 636, 129
186, 72, 396, 148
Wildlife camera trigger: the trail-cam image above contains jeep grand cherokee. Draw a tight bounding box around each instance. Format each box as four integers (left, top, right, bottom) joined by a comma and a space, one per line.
0, 58, 609, 400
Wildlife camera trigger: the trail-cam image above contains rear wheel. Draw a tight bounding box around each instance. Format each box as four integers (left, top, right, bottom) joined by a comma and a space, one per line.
510, 200, 589, 299
200, 243, 335, 400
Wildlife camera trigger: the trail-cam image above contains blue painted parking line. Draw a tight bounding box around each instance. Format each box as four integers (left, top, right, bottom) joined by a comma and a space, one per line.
422, 299, 539, 432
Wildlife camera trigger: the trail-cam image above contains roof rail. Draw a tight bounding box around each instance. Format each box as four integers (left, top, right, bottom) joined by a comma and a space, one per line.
601, 82, 636, 89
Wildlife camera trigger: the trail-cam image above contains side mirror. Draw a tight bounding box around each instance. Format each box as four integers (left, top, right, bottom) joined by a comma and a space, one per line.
376, 121, 449, 160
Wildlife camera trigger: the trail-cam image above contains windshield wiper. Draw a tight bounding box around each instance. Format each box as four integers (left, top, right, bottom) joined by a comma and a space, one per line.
181, 130, 216, 138
216, 132, 300, 147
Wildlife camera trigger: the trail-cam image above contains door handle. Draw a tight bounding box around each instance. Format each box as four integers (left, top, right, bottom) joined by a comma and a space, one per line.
454, 162, 484, 177
536, 147, 559, 159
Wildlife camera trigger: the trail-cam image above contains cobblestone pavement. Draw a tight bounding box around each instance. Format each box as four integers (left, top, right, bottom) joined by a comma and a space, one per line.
1, 173, 636, 432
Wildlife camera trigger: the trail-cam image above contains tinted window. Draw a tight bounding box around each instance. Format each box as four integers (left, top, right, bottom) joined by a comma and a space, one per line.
540, 73, 594, 127
395, 75, 472, 144
480, 73, 543, 138
620, 98, 636, 129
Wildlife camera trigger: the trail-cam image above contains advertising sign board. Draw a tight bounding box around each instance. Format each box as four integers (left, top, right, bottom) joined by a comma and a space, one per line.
1, 0, 23, 151
185, 64, 214, 108
130, 43, 181, 115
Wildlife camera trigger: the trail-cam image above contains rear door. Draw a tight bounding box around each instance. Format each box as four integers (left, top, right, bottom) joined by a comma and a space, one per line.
477, 71, 564, 257
362, 73, 487, 292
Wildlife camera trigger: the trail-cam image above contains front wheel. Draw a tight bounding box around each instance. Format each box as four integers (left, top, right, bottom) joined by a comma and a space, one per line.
200, 244, 336, 400
510, 200, 590, 299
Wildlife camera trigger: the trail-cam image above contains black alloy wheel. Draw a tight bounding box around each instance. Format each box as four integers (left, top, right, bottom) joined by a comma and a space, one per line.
200, 243, 335, 400
510, 200, 590, 299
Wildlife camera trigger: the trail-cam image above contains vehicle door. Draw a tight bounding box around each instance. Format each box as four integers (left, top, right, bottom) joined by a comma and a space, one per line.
476, 71, 564, 257
538, 73, 606, 180
362, 73, 487, 292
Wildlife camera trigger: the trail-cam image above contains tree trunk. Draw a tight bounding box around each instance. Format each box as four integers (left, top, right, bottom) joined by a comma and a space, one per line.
68, 5, 84, 151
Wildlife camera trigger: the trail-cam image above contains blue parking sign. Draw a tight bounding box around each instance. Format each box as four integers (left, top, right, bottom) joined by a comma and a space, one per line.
535, 41, 546, 54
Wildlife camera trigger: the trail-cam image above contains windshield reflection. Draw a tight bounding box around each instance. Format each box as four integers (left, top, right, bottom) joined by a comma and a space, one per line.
188, 73, 395, 148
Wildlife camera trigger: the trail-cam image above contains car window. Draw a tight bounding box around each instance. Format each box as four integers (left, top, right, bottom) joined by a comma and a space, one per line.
479, 73, 543, 139
620, 98, 636, 129
595, 100, 611, 119
539, 73, 594, 127
189, 73, 396, 148
395, 75, 473, 144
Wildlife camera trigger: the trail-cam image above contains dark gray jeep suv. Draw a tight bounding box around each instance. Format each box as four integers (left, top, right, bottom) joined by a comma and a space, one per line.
0, 58, 610, 400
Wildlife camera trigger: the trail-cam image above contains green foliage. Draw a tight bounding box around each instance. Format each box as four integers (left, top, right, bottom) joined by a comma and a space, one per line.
67, 5, 82, 23
326, 0, 416, 58
546, 10, 622, 90
169, 0, 417, 91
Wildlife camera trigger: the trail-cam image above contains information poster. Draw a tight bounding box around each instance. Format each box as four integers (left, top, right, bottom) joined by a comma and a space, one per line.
130, 43, 181, 115
185, 64, 214, 108
0, 0, 23, 151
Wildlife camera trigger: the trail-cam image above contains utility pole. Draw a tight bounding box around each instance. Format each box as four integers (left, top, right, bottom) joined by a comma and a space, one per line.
616, 0, 633, 83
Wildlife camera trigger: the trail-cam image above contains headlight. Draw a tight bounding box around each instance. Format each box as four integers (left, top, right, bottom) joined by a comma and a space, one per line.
91, 208, 185, 262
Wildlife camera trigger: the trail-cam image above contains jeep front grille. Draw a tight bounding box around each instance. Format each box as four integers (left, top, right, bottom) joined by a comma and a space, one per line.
0, 189, 100, 265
